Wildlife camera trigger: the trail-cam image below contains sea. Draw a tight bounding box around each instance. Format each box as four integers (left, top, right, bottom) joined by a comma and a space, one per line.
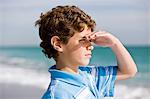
0, 46, 149, 99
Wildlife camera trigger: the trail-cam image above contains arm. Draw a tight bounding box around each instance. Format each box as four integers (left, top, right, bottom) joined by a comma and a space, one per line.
110, 39, 137, 80
88, 31, 137, 80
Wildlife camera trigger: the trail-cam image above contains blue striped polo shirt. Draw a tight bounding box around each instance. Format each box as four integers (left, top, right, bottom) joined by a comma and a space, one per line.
42, 65, 118, 99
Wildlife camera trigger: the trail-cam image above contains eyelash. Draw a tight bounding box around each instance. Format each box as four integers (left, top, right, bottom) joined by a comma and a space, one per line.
79, 38, 87, 42
79, 39, 92, 43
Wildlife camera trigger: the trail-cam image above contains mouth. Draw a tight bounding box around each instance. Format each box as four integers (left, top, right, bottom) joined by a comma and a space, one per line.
85, 53, 92, 58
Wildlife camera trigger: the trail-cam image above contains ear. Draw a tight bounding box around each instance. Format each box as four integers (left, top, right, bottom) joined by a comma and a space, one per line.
51, 36, 63, 52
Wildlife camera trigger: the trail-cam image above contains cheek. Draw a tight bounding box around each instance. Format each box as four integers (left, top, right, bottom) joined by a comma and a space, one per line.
65, 39, 87, 57
65, 45, 84, 58
66, 42, 83, 52
72, 47, 85, 58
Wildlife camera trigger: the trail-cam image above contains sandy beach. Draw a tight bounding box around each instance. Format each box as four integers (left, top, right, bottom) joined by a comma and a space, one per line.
1, 83, 150, 99
0, 61, 49, 99
0, 83, 44, 99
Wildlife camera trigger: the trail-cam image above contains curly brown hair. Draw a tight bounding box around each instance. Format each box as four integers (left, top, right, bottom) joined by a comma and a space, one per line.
35, 5, 96, 61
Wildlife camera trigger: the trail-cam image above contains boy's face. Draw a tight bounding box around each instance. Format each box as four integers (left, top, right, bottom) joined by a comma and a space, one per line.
60, 27, 94, 66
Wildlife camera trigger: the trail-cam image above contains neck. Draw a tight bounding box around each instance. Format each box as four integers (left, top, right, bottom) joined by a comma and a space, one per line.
56, 61, 79, 74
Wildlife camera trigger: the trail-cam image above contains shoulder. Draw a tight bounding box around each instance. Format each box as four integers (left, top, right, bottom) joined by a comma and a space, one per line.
53, 87, 73, 99
51, 80, 74, 98
42, 80, 74, 99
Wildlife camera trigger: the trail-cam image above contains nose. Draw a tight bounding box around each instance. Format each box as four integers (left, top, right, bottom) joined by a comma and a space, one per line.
87, 43, 94, 50
88, 45, 94, 50
83, 37, 94, 50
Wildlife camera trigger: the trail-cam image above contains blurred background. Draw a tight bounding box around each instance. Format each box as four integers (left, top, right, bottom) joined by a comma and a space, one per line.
0, 0, 149, 99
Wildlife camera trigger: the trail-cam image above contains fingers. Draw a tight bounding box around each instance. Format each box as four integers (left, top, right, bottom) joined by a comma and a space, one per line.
85, 30, 111, 42
86, 32, 95, 38
86, 31, 107, 40
94, 30, 109, 36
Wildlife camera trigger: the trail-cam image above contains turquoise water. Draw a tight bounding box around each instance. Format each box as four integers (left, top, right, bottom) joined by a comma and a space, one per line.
0, 46, 150, 87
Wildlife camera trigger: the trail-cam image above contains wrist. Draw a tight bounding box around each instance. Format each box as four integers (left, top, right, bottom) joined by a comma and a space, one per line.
110, 39, 122, 50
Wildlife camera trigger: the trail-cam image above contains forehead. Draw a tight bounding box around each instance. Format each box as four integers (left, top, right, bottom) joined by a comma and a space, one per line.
74, 28, 92, 38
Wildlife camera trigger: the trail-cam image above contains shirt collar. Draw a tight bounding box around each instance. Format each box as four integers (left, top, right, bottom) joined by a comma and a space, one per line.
49, 65, 86, 87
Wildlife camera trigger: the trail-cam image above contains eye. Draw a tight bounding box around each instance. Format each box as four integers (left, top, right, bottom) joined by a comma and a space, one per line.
79, 38, 87, 42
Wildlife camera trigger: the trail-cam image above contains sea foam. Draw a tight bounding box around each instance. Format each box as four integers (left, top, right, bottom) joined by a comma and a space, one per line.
0, 57, 149, 99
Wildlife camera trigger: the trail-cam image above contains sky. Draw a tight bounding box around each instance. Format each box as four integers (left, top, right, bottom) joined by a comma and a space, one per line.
0, 0, 149, 46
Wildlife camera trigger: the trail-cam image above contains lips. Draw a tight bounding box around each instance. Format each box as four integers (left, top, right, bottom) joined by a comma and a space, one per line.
85, 53, 91, 58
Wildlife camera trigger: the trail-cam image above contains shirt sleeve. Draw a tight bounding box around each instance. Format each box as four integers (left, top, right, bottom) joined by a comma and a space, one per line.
79, 65, 118, 97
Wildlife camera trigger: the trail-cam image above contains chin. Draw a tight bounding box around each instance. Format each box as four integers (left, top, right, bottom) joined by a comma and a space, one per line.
79, 60, 90, 66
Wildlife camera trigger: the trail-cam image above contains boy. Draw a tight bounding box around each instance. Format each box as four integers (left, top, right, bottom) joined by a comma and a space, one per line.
35, 5, 137, 99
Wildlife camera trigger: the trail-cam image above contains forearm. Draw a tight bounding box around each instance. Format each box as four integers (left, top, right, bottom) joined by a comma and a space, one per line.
110, 39, 137, 77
